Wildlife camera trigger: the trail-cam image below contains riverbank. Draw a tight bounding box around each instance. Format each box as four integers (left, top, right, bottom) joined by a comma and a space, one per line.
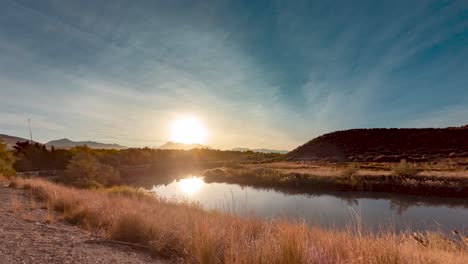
5, 177, 468, 263
0, 180, 162, 264
202, 162, 468, 197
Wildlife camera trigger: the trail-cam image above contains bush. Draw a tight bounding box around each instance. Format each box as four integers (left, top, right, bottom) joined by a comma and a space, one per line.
392, 160, 419, 178
341, 163, 360, 179
63, 153, 120, 187
0, 140, 15, 177
105, 185, 148, 199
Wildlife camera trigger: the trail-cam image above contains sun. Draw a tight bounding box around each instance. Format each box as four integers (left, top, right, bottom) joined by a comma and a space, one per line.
170, 116, 207, 144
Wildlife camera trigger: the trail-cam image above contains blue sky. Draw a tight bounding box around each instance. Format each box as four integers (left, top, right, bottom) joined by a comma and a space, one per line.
0, 0, 467, 150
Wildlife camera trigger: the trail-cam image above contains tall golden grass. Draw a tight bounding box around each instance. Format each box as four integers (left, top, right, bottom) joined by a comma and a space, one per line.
8, 177, 468, 264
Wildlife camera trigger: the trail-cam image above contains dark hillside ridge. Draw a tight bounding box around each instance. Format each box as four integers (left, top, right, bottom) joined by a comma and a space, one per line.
0, 134, 35, 149
288, 126, 468, 162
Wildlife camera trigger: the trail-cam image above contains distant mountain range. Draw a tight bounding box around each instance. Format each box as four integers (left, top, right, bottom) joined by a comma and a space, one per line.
157, 141, 212, 150
0, 134, 127, 150
0, 134, 287, 152
232, 148, 289, 154
45, 138, 127, 150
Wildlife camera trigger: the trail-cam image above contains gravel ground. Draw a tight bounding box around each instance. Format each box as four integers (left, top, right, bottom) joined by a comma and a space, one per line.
0, 182, 165, 264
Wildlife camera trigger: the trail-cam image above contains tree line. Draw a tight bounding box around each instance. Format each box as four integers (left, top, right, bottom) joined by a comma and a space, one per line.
0, 140, 283, 187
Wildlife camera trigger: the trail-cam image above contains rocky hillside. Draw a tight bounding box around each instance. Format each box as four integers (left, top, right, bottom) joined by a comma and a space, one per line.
287, 126, 468, 162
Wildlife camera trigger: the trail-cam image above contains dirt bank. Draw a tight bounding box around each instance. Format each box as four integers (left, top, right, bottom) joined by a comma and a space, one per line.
0, 181, 164, 264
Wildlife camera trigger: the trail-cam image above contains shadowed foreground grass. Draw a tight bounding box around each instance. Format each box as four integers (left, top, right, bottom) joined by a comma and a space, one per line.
8, 177, 468, 264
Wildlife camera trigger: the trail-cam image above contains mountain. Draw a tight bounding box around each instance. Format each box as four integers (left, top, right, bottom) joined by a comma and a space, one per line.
157, 141, 212, 150
0, 134, 35, 149
287, 125, 468, 162
46, 138, 127, 150
232, 148, 289, 154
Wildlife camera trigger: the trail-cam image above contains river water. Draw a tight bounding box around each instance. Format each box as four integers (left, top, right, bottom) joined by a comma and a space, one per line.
149, 176, 468, 234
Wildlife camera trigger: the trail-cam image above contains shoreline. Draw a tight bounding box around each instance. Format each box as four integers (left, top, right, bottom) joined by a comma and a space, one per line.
202, 163, 468, 198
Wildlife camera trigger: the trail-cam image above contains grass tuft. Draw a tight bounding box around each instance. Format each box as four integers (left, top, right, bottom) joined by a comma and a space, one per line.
392, 160, 420, 178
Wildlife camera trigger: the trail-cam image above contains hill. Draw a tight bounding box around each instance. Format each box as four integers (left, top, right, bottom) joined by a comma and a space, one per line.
287, 126, 468, 162
46, 138, 127, 150
0, 134, 35, 149
232, 148, 289, 154
157, 141, 211, 150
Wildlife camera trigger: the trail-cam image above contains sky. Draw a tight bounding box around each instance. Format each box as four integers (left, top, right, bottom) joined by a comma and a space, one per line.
0, 0, 467, 150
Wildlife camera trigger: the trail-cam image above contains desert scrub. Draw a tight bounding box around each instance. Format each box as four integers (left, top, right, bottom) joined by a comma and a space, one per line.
340, 163, 360, 180
105, 185, 148, 199
203, 164, 468, 197
392, 160, 420, 178
0, 139, 15, 177
62, 153, 120, 188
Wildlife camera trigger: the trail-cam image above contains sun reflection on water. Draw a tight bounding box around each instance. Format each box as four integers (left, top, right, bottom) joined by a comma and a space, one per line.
178, 176, 205, 195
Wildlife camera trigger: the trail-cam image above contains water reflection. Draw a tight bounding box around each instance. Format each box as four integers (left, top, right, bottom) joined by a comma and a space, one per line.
150, 176, 468, 234
178, 176, 204, 195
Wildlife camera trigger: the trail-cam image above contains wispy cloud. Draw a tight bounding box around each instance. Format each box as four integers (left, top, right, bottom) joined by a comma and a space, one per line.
0, 0, 467, 149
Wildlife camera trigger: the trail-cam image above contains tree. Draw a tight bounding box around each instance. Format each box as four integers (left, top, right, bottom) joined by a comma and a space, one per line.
64, 153, 120, 188
0, 140, 15, 176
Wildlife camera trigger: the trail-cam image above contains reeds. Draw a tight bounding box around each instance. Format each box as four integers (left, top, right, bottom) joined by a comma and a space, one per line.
202, 163, 468, 197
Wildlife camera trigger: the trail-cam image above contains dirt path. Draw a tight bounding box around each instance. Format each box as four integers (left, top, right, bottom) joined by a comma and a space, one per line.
0, 182, 165, 264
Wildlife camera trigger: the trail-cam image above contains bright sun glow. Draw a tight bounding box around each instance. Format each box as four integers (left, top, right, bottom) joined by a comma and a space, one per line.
170, 116, 207, 144
178, 177, 204, 195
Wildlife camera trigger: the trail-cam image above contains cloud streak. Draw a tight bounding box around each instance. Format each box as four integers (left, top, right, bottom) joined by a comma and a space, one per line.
0, 0, 467, 149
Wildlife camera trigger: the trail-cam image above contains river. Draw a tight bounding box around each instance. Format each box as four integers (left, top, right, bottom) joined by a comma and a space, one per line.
149, 176, 468, 234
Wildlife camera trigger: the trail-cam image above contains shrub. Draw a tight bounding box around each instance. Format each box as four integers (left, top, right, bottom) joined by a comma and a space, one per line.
341, 163, 360, 179
105, 185, 148, 199
0, 140, 15, 177
392, 160, 419, 178
63, 153, 120, 187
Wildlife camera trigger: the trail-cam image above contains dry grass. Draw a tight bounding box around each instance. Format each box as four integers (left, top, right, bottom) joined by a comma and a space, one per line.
256, 161, 468, 178
203, 162, 468, 197
7, 177, 468, 263
9, 193, 23, 213
22, 212, 37, 222
392, 160, 419, 178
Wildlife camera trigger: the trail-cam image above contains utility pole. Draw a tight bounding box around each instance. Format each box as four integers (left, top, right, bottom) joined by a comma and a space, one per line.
28, 118, 33, 142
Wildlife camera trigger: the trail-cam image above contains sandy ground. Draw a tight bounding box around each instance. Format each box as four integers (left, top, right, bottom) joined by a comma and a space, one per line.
0, 182, 165, 264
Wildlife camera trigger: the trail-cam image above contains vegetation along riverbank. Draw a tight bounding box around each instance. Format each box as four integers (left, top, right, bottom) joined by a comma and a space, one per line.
202, 161, 468, 198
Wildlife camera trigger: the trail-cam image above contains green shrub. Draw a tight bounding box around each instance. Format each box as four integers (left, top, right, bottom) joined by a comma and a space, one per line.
63, 153, 120, 187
